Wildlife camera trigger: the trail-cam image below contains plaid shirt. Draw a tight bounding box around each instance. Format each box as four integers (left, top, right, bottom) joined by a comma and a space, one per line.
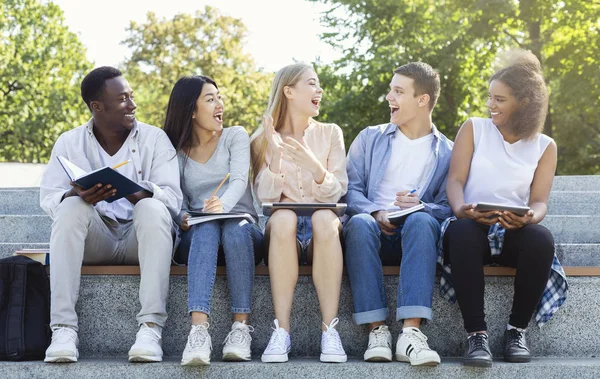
437, 217, 568, 327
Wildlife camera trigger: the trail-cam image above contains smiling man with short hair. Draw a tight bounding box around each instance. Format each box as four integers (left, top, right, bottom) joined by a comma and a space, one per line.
40, 66, 182, 363
344, 62, 453, 365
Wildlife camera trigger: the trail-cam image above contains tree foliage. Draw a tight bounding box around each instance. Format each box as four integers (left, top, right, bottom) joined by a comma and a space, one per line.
0, 0, 92, 162
312, 0, 600, 174
121, 7, 272, 134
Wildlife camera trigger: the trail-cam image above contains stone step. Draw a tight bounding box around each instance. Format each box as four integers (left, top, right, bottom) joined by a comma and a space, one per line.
552, 176, 600, 191
51, 275, 600, 359
0, 188, 43, 215
2, 214, 598, 244
548, 191, 600, 215
2, 358, 600, 379
2, 242, 598, 266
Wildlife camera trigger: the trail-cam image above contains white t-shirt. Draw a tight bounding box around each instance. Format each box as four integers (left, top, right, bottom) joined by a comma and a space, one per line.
373, 128, 434, 210
95, 140, 136, 221
463, 117, 553, 206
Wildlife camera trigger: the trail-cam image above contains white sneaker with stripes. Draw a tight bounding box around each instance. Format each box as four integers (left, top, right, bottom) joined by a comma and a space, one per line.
395, 327, 440, 366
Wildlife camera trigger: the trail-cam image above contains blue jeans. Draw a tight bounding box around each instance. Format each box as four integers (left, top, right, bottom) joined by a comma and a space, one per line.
176, 219, 264, 315
343, 212, 440, 325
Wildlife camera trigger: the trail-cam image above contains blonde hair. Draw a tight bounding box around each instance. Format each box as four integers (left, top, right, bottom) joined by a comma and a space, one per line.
490, 49, 549, 140
250, 63, 314, 180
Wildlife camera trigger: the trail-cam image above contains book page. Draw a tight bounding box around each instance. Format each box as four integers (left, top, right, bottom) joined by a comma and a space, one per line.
58, 156, 88, 180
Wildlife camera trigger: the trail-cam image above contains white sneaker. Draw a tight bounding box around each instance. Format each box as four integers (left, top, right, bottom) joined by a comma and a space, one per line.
363, 325, 392, 362
261, 319, 291, 363
128, 323, 163, 362
181, 322, 212, 366
320, 318, 347, 363
395, 327, 441, 366
44, 326, 79, 363
222, 321, 254, 361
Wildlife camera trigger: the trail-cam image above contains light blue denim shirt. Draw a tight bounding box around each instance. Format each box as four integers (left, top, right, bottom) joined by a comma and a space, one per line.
346, 123, 453, 222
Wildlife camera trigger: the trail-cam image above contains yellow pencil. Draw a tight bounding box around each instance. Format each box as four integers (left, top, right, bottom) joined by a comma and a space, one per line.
210, 173, 230, 198
112, 160, 131, 169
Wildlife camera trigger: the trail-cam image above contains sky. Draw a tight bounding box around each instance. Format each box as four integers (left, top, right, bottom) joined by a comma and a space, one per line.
52, 0, 342, 73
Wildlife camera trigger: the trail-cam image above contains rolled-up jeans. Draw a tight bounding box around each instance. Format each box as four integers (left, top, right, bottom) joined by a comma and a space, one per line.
176, 219, 264, 315
49, 197, 173, 331
343, 212, 440, 325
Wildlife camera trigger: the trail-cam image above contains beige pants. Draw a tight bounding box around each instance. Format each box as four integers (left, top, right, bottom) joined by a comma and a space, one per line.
48, 196, 173, 331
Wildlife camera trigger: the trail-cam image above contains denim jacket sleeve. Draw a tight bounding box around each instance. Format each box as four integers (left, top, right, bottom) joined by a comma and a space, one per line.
421, 172, 452, 222
345, 130, 383, 216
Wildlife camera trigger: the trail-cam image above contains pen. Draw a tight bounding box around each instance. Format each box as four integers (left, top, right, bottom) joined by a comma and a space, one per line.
112, 160, 131, 169
409, 186, 420, 195
210, 173, 230, 198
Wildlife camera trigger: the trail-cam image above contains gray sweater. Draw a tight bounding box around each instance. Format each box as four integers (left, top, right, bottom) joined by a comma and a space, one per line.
177, 126, 257, 222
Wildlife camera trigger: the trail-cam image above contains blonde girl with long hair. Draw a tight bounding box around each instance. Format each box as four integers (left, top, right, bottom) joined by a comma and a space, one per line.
250, 63, 348, 363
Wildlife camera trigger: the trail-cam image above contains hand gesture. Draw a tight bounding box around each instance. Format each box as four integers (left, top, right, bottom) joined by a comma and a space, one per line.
281, 137, 325, 177
180, 213, 191, 232
203, 196, 223, 213
68, 182, 116, 205
498, 210, 534, 230
457, 204, 501, 226
372, 210, 397, 236
394, 190, 420, 209
264, 115, 283, 154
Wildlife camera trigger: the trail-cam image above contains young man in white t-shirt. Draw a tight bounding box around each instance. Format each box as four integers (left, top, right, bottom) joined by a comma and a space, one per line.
40, 67, 182, 363
344, 62, 453, 365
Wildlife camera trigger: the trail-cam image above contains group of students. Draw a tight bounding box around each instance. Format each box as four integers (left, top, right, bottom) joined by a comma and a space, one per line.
39, 49, 565, 368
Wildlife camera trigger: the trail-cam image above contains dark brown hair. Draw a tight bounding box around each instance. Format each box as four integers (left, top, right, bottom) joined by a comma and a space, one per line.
490, 50, 549, 140
394, 62, 440, 110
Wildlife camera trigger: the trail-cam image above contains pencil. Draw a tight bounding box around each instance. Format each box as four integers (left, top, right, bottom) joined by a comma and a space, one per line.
210, 173, 230, 198
112, 160, 131, 169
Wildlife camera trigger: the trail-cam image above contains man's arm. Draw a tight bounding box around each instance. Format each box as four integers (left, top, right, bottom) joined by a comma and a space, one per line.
346, 130, 383, 216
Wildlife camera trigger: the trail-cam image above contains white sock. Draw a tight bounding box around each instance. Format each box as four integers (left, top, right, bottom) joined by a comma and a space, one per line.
507, 324, 526, 333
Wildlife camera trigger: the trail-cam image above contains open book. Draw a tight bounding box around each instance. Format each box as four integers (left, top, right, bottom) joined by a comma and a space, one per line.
387, 203, 425, 225
57, 156, 145, 203
187, 212, 256, 226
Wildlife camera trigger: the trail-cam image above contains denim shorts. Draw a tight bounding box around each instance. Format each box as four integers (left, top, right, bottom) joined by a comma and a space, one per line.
265, 215, 313, 266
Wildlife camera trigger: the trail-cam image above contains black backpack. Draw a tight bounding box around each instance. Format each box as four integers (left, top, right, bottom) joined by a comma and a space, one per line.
0, 255, 51, 360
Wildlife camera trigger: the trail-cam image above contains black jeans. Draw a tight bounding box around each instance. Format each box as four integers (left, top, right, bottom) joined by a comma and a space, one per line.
443, 218, 554, 332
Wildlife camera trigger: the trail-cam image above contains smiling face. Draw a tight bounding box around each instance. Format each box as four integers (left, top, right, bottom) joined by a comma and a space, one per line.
94, 76, 137, 131
487, 79, 519, 128
192, 83, 224, 133
385, 74, 424, 126
285, 69, 323, 118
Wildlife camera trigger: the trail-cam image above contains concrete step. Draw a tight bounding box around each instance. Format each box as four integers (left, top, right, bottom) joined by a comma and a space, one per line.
2, 213, 598, 244
548, 191, 600, 215
2, 358, 600, 379
53, 275, 600, 359
2, 242, 598, 266
552, 176, 600, 191
0, 188, 43, 215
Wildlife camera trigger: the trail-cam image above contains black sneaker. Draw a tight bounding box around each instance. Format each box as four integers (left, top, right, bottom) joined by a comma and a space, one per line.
504, 329, 531, 363
463, 332, 492, 367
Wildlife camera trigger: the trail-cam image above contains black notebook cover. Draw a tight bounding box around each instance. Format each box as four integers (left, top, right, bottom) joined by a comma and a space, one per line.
72, 167, 145, 203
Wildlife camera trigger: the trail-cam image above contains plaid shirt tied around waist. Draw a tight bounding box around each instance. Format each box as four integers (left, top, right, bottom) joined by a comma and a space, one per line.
437, 217, 568, 327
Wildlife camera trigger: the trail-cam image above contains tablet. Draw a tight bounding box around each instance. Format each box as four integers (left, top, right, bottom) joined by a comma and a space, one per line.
262, 203, 347, 217
473, 202, 530, 216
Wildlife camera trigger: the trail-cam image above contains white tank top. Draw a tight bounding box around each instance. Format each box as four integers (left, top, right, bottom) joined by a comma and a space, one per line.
463, 117, 553, 207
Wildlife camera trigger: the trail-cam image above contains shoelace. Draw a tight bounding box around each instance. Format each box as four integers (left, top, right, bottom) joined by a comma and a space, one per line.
223, 323, 254, 346
368, 326, 390, 348
507, 329, 527, 349
188, 323, 210, 349
137, 323, 161, 343
51, 326, 77, 343
402, 329, 430, 352
265, 320, 288, 353
322, 318, 343, 351
469, 333, 489, 352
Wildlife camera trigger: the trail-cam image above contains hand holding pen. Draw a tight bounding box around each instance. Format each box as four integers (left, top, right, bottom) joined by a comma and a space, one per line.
394, 187, 420, 209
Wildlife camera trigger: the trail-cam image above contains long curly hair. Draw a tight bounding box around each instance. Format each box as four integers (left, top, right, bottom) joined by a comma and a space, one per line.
490, 50, 549, 140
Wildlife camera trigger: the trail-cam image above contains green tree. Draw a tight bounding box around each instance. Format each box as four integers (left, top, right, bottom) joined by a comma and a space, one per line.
121, 7, 272, 134
0, 0, 92, 162
312, 0, 600, 174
